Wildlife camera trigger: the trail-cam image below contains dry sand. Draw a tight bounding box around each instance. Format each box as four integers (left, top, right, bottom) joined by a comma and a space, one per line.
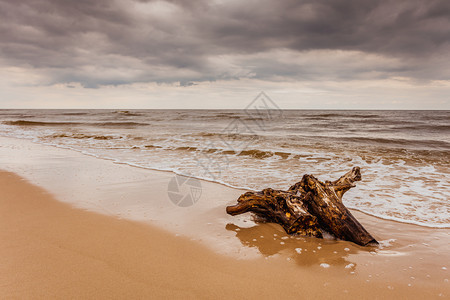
0, 136, 449, 299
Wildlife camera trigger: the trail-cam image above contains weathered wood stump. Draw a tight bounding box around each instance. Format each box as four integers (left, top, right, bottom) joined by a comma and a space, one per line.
226, 167, 378, 246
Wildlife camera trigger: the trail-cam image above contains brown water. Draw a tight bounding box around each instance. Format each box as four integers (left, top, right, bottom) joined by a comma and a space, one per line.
0, 109, 449, 227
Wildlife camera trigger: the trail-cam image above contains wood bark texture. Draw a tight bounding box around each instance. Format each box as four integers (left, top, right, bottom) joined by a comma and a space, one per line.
226, 167, 378, 246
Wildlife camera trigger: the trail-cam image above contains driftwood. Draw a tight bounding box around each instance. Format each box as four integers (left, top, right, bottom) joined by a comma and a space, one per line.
226, 167, 377, 246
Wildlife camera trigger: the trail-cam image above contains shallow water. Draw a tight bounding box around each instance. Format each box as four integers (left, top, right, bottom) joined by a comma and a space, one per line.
0, 109, 448, 227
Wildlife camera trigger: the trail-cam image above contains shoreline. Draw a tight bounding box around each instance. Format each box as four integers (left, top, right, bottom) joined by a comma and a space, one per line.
0, 136, 449, 298
1, 135, 447, 230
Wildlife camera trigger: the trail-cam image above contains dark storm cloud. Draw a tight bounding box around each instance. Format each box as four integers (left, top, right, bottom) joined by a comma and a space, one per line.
0, 0, 449, 87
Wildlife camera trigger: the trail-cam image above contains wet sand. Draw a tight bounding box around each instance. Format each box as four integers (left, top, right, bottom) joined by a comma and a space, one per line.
0, 136, 449, 298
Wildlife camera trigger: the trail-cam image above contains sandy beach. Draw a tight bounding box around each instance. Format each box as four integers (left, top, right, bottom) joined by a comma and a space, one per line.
1, 0, 449, 297
0, 136, 449, 299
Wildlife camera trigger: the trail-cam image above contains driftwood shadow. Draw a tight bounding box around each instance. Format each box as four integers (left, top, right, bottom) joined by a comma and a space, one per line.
226, 223, 378, 269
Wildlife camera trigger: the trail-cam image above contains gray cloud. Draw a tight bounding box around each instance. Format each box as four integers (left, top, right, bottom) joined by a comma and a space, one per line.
0, 0, 449, 87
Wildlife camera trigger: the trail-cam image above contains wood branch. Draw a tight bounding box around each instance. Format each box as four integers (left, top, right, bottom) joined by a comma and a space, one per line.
226, 188, 323, 237
226, 167, 378, 246
291, 168, 377, 246
329, 166, 362, 199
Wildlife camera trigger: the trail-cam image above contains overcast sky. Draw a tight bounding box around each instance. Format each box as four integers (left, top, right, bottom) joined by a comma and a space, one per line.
1, 0, 449, 109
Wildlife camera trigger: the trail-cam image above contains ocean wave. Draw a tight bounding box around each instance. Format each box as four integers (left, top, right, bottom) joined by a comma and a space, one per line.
0, 113, 35, 118
112, 110, 142, 116
51, 133, 119, 140
159, 143, 291, 160
1, 109, 448, 229
194, 131, 261, 140
339, 136, 450, 149
4, 120, 81, 126
92, 122, 149, 127
305, 113, 380, 119
61, 112, 90, 116
174, 113, 268, 122
390, 124, 450, 131
238, 149, 274, 159
175, 146, 198, 151
3, 120, 149, 127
